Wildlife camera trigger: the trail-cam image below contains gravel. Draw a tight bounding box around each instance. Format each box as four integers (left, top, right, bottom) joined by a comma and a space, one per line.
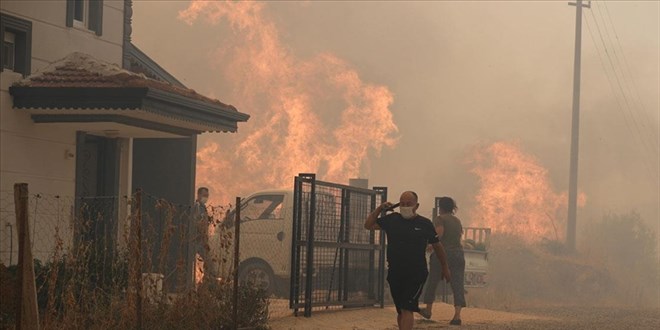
462, 306, 660, 330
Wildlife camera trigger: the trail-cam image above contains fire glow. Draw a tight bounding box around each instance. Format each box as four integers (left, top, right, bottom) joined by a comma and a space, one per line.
179, 1, 398, 204
469, 142, 586, 242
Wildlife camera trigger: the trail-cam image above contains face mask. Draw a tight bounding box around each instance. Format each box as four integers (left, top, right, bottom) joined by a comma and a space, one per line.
400, 206, 416, 219
200, 197, 208, 204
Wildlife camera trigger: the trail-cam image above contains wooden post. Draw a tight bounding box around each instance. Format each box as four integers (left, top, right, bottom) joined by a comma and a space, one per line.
14, 183, 40, 330
128, 189, 143, 329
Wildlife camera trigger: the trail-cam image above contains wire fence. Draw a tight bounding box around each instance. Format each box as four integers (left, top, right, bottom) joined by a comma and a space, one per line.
0, 191, 79, 266
1, 179, 390, 326
0, 187, 269, 329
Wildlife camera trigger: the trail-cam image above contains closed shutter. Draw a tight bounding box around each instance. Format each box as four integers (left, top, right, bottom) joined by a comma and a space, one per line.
66, 0, 74, 27
88, 0, 104, 36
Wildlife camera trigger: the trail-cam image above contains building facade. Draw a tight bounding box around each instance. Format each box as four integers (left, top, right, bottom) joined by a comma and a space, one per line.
0, 0, 248, 271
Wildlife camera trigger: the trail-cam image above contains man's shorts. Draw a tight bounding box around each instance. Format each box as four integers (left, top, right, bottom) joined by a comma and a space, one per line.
387, 269, 428, 314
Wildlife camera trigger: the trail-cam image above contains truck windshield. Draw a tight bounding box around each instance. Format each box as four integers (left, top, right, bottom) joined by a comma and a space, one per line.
226, 194, 284, 222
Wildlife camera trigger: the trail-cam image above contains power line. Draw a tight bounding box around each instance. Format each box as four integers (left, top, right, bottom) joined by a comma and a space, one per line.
593, 3, 659, 159
589, 7, 658, 159
595, 3, 659, 156
584, 11, 658, 181
583, 8, 659, 182
594, 2, 660, 183
601, 1, 660, 145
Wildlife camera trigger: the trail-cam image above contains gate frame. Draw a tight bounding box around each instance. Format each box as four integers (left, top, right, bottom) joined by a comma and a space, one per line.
290, 174, 387, 317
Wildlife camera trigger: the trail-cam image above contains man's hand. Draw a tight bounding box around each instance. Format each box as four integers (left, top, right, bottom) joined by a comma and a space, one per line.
365, 201, 393, 230
379, 201, 394, 212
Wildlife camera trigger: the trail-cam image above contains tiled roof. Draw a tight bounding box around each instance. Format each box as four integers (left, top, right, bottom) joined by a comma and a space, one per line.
14, 52, 237, 111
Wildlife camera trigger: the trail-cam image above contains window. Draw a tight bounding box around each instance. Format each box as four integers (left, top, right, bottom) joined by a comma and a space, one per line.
73, 0, 87, 26
0, 13, 31, 76
240, 195, 285, 221
66, 0, 103, 36
3, 32, 15, 71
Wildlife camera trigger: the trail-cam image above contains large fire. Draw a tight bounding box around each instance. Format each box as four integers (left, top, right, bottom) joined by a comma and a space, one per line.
468, 142, 586, 242
179, 1, 398, 204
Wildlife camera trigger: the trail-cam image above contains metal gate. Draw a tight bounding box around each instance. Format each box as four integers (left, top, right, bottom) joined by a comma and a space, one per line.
289, 173, 387, 317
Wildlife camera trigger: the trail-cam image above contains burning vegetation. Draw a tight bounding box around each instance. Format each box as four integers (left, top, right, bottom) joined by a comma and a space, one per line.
180, 1, 398, 204
468, 142, 586, 243
465, 142, 658, 310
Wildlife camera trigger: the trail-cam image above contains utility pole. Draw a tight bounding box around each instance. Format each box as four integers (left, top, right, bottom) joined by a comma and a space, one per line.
567, 0, 590, 251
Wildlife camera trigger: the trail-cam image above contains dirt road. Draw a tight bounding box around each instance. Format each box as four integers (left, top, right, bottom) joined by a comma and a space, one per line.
268, 302, 660, 329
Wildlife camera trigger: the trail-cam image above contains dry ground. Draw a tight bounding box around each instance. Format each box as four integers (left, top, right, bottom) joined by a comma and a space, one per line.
267, 300, 660, 329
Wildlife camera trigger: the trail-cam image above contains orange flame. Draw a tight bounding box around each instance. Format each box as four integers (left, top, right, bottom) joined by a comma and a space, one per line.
179, 1, 398, 203
468, 142, 586, 242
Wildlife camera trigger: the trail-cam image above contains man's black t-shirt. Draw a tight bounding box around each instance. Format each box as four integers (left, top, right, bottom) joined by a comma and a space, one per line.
377, 213, 439, 273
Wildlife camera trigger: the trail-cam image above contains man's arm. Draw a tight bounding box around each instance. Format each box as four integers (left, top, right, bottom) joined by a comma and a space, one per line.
431, 242, 452, 283
364, 202, 393, 230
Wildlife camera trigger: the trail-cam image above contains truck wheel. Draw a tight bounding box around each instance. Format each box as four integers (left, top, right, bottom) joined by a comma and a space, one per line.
239, 261, 276, 295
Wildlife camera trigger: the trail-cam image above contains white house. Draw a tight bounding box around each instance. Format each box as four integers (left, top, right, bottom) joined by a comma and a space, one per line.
0, 0, 249, 279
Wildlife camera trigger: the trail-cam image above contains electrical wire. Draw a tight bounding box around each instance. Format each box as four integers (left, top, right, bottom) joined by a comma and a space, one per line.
583, 8, 659, 182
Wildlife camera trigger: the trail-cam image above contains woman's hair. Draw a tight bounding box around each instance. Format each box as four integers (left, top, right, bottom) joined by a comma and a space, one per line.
437, 196, 457, 214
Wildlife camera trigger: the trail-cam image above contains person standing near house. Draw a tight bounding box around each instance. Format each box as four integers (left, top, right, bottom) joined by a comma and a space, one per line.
191, 187, 217, 283
419, 197, 466, 325
364, 191, 451, 330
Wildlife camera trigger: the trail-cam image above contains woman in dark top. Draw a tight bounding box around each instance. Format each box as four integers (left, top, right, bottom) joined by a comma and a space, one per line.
419, 197, 466, 325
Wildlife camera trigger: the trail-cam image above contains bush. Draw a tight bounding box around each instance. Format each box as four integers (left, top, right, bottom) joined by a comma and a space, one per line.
144, 281, 270, 329
581, 211, 659, 306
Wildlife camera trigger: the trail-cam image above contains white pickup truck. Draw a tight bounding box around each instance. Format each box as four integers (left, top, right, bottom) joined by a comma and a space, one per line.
218, 189, 377, 296
217, 190, 294, 296
459, 227, 490, 287
215, 190, 489, 297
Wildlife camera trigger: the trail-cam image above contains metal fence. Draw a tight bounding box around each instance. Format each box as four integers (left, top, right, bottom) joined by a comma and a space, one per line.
289, 173, 387, 317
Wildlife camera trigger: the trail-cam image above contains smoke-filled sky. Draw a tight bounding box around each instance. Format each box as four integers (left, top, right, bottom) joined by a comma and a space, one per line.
132, 1, 659, 238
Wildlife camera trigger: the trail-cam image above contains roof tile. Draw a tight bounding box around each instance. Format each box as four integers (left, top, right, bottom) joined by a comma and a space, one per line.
14, 52, 237, 111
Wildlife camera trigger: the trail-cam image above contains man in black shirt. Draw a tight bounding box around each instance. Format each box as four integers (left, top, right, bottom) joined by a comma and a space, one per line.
365, 191, 451, 330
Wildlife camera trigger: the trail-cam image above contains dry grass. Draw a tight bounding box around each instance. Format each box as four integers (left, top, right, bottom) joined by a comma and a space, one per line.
0, 194, 270, 330
467, 231, 657, 312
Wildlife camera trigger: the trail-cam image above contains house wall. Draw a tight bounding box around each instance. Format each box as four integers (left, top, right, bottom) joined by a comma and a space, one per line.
0, 0, 124, 70
0, 1, 125, 265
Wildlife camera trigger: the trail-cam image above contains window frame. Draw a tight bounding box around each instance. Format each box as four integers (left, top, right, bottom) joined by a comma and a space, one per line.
73, 0, 89, 28
66, 0, 103, 36
0, 13, 32, 76
3, 31, 16, 71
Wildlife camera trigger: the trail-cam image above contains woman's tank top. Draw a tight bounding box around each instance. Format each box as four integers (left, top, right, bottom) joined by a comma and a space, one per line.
434, 214, 463, 250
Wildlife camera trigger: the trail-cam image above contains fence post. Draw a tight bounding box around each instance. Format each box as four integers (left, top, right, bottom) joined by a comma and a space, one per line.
130, 189, 144, 330
303, 174, 316, 318
434, 197, 450, 304
373, 186, 387, 309
289, 176, 303, 314
14, 183, 39, 330
232, 196, 241, 330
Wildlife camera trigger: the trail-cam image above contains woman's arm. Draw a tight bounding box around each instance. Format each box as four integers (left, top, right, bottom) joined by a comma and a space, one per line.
436, 225, 444, 238
431, 242, 451, 283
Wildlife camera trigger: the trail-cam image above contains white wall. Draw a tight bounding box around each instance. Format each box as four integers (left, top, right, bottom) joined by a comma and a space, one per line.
0, 1, 125, 265
1, 0, 124, 67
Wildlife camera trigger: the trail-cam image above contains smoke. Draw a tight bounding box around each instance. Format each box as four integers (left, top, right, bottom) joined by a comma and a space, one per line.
468, 141, 586, 242
179, 1, 398, 203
